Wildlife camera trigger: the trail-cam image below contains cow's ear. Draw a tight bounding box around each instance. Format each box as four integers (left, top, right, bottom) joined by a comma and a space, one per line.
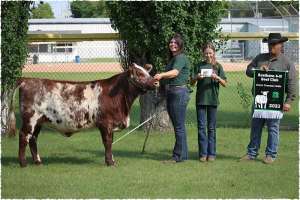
144, 64, 153, 72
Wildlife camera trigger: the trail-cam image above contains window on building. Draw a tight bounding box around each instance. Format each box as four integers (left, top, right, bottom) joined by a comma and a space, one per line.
55, 43, 73, 53
28, 43, 73, 53
38, 44, 48, 53
28, 44, 38, 53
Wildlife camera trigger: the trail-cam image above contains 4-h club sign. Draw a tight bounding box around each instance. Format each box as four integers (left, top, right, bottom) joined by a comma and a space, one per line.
253, 69, 287, 119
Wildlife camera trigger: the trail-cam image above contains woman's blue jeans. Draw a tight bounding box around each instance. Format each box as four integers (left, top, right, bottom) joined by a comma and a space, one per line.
196, 105, 217, 158
166, 86, 190, 162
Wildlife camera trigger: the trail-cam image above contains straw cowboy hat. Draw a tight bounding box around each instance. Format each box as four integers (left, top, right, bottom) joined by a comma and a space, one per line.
262, 33, 288, 45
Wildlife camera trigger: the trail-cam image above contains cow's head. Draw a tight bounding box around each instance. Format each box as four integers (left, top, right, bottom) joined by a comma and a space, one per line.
128, 63, 159, 91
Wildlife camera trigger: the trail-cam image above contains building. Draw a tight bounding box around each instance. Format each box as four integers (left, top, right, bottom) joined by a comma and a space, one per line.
28, 18, 118, 63
28, 17, 298, 63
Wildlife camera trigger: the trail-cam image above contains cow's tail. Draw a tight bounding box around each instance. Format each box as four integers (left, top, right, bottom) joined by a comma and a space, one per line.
5, 78, 24, 136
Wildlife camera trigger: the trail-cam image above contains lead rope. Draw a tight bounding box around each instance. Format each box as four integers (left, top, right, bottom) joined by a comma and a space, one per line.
112, 86, 161, 146
141, 87, 160, 153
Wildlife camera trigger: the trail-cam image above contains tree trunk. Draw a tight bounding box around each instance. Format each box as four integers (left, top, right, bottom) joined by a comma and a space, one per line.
139, 89, 172, 132
1, 88, 16, 137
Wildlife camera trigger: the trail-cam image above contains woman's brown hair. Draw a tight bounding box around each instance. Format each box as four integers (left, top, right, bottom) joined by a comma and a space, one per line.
202, 42, 217, 67
168, 33, 184, 61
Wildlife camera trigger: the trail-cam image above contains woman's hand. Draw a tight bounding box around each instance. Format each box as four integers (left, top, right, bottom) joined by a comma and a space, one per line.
154, 73, 163, 81
154, 69, 179, 80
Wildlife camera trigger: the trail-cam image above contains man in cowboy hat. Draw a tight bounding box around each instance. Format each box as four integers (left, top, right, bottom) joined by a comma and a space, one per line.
240, 33, 297, 164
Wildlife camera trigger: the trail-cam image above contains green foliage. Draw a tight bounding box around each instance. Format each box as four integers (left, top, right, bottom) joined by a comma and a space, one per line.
1, 1, 31, 90
31, 2, 54, 19
106, 1, 226, 71
236, 81, 253, 125
236, 82, 252, 111
70, 1, 107, 18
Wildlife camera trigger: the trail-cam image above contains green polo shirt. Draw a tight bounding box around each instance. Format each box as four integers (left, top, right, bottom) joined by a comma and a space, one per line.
194, 61, 227, 106
246, 53, 297, 104
165, 53, 190, 86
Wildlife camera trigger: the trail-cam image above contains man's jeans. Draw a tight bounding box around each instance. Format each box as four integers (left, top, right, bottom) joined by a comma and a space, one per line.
247, 117, 280, 159
166, 86, 190, 162
196, 105, 217, 158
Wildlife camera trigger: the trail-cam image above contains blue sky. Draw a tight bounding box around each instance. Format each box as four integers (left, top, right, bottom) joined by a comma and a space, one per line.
43, 1, 71, 18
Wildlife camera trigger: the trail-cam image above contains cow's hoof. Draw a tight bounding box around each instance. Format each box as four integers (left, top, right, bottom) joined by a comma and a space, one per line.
19, 160, 27, 168
34, 160, 42, 165
106, 160, 116, 166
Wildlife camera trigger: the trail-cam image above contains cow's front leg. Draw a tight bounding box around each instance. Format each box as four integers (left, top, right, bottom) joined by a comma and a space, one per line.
100, 127, 115, 166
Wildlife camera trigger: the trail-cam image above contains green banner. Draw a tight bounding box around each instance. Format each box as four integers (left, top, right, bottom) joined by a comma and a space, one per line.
253, 70, 287, 119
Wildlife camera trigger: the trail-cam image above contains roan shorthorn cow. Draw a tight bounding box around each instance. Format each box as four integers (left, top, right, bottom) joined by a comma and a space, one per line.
15, 63, 158, 167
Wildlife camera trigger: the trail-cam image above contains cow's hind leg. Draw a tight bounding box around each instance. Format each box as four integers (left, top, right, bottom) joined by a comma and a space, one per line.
29, 125, 42, 165
99, 127, 115, 166
19, 111, 42, 167
18, 125, 31, 167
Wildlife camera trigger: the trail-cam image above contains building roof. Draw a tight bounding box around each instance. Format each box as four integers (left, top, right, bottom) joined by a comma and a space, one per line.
28, 30, 82, 34
29, 18, 111, 24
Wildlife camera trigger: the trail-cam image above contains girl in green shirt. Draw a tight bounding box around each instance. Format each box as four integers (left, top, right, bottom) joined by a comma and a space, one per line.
191, 42, 227, 162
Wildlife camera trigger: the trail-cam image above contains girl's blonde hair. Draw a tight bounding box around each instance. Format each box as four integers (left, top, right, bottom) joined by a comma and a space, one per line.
202, 42, 217, 66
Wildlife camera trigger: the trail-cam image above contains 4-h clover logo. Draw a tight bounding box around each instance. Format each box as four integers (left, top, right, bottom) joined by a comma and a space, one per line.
272, 91, 279, 99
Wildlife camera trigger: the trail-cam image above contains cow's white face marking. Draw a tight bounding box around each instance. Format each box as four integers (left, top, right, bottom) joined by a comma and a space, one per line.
133, 63, 150, 77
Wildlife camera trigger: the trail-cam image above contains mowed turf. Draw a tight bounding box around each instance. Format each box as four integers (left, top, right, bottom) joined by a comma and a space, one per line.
1, 127, 298, 198
3, 71, 296, 198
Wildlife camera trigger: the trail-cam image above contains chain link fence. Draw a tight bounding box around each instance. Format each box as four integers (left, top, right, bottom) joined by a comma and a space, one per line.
23, 35, 298, 130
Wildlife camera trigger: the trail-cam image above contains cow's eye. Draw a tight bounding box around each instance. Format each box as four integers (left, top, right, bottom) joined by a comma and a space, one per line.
137, 71, 144, 77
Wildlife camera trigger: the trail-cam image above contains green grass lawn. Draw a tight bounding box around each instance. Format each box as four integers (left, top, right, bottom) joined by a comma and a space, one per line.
2, 127, 298, 198
3, 71, 298, 198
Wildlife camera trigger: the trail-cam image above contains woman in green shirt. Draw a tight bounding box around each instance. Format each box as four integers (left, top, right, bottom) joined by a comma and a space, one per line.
154, 33, 190, 163
191, 42, 227, 162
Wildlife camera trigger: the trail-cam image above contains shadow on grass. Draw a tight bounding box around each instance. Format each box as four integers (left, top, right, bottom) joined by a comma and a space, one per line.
184, 151, 242, 161
75, 148, 171, 161
1, 156, 98, 167
1, 148, 248, 167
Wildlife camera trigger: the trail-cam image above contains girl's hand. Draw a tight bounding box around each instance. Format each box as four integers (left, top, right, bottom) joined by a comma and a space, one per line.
197, 73, 204, 80
154, 73, 163, 81
211, 73, 220, 80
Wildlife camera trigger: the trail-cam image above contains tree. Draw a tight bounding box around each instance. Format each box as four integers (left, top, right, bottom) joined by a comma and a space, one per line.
70, 1, 107, 18
31, 1, 54, 19
106, 2, 226, 131
1, 1, 32, 136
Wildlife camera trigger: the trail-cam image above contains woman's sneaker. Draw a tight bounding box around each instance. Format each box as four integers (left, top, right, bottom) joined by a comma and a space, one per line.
207, 156, 215, 162
263, 155, 274, 164
199, 156, 207, 162
239, 154, 255, 161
